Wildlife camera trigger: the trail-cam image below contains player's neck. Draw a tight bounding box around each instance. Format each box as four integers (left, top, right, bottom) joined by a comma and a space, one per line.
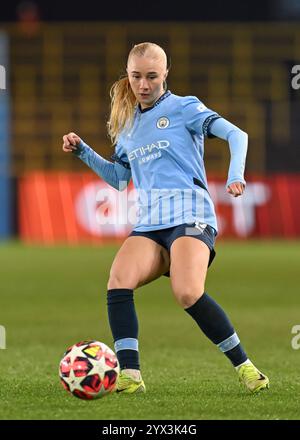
138, 90, 170, 113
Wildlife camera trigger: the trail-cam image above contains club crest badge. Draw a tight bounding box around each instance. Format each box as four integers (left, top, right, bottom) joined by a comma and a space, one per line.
156, 117, 170, 129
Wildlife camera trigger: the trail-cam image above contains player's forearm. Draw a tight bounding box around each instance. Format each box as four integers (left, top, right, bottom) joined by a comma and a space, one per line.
209, 118, 248, 186
74, 141, 131, 191
226, 130, 248, 186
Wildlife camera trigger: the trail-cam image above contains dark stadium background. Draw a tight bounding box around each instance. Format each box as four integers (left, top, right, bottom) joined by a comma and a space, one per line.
0, 0, 272, 22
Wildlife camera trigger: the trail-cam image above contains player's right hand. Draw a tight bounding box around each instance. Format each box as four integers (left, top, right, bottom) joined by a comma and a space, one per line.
62, 132, 82, 153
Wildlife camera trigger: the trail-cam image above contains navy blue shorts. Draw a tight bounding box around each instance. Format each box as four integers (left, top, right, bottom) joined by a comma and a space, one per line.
129, 222, 217, 277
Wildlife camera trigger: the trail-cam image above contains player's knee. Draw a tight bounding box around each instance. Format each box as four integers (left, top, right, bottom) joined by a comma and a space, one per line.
172, 284, 205, 308
107, 271, 138, 290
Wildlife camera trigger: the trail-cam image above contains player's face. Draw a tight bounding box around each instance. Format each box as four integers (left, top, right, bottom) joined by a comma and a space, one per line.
127, 55, 167, 109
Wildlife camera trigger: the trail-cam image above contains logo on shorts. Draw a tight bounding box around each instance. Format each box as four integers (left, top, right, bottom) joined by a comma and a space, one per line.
157, 117, 170, 129
194, 222, 207, 233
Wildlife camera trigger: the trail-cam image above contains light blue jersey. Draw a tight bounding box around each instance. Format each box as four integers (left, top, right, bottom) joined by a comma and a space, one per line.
76, 91, 248, 234
114, 91, 221, 233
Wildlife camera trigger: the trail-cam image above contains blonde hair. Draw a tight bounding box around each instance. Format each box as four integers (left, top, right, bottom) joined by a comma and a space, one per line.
107, 42, 168, 145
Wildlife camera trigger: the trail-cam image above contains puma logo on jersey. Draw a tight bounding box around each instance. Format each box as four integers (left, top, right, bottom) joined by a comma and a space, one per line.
197, 103, 207, 112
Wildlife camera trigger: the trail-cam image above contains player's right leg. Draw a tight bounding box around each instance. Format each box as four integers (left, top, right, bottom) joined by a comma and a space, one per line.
107, 236, 170, 393
108, 235, 170, 290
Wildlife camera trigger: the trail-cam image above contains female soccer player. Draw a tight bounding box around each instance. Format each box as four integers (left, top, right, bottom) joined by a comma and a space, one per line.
62, 42, 269, 394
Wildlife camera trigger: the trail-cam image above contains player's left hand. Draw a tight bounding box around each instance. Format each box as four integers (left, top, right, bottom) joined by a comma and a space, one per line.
226, 182, 245, 198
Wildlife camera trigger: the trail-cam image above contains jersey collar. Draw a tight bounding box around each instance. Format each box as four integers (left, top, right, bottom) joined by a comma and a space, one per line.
138, 90, 171, 113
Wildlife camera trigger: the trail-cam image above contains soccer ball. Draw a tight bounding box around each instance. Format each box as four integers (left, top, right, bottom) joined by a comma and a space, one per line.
59, 340, 119, 400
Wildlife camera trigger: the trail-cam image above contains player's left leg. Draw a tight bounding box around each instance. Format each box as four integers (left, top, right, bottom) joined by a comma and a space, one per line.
169, 237, 269, 393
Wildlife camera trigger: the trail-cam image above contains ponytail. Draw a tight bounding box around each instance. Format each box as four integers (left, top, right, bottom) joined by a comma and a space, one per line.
107, 76, 137, 145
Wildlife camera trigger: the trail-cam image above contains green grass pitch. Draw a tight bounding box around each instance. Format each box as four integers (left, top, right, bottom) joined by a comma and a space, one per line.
0, 240, 299, 420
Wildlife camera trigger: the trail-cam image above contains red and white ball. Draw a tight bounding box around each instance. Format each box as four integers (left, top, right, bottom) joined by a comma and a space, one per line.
59, 340, 119, 400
